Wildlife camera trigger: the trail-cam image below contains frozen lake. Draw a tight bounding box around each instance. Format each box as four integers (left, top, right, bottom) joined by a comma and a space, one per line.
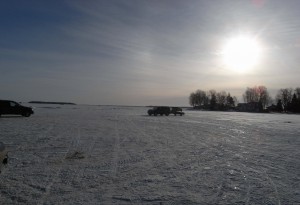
0, 105, 299, 204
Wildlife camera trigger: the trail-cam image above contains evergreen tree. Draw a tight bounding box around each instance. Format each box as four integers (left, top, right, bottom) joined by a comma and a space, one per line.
210, 93, 217, 110
276, 99, 283, 112
226, 93, 235, 108
291, 93, 297, 112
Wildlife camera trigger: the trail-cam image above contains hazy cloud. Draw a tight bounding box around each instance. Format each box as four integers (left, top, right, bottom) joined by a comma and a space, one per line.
1, 0, 300, 105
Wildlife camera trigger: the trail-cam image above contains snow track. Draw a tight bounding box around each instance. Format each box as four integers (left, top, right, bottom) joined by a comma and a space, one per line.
0, 106, 299, 204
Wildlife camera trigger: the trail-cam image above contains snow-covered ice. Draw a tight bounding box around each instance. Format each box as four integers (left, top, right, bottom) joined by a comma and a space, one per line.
0, 105, 299, 204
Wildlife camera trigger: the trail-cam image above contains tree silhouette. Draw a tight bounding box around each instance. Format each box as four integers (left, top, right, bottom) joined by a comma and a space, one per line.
291, 93, 298, 112
226, 93, 235, 108
210, 92, 217, 110
189, 89, 237, 111
243, 86, 270, 108
216, 91, 227, 110
276, 88, 293, 112
189, 92, 196, 107
276, 99, 283, 112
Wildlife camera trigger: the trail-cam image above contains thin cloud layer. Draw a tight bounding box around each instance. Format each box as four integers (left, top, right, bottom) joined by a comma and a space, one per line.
1, 0, 300, 105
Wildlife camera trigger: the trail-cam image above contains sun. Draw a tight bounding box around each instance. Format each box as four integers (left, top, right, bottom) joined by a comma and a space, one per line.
222, 35, 261, 73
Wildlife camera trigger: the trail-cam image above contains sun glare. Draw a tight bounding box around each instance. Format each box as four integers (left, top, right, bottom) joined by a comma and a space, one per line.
222, 35, 261, 73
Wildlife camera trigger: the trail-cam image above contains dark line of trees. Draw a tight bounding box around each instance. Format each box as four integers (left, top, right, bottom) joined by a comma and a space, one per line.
189, 89, 237, 111
189, 86, 300, 113
275, 87, 300, 112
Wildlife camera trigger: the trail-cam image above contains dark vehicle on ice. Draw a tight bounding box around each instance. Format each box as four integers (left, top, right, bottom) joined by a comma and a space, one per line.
148, 106, 170, 116
0, 100, 34, 117
148, 106, 185, 116
170, 107, 185, 116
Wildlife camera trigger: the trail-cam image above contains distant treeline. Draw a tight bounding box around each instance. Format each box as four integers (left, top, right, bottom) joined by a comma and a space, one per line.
28, 101, 76, 105
189, 86, 300, 113
189, 90, 237, 111
273, 87, 300, 113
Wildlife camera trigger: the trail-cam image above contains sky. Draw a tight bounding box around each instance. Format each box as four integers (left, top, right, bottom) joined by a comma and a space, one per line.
1, 0, 300, 106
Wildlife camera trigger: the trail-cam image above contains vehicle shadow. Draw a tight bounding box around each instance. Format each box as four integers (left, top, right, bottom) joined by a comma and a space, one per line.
0, 116, 24, 118
141, 114, 178, 117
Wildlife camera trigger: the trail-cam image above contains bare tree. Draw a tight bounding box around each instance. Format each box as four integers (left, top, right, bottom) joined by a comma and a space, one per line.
295, 88, 300, 112
194, 90, 207, 107
233, 96, 238, 106
243, 86, 270, 108
295, 87, 300, 99
189, 90, 207, 108
189, 92, 196, 107
243, 87, 258, 103
208, 90, 216, 99
256, 86, 271, 108
216, 91, 227, 110
276, 88, 293, 111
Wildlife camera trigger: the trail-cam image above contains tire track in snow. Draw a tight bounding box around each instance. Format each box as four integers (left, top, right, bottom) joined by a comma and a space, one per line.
264, 170, 281, 205
106, 113, 130, 203
37, 119, 82, 205
166, 116, 253, 204
215, 125, 284, 205
111, 118, 120, 176
0, 117, 58, 203
64, 126, 99, 187
128, 116, 182, 203
107, 115, 160, 203
37, 138, 72, 205
10, 122, 57, 198
110, 114, 148, 203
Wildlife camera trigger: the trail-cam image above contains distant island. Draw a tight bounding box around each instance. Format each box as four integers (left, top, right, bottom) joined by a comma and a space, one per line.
28, 101, 76, 105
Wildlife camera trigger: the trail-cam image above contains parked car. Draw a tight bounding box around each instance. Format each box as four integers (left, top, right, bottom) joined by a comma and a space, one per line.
170, 107, 185, 116
0, 100, 34, 117
148, 106, 171, 116
0, 142, 8, 174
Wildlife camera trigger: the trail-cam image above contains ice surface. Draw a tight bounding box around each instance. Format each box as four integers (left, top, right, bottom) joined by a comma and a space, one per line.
0, 105, 299, 204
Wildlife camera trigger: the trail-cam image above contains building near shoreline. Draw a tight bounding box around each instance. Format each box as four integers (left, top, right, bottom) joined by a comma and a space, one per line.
237, 102, 263, 112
